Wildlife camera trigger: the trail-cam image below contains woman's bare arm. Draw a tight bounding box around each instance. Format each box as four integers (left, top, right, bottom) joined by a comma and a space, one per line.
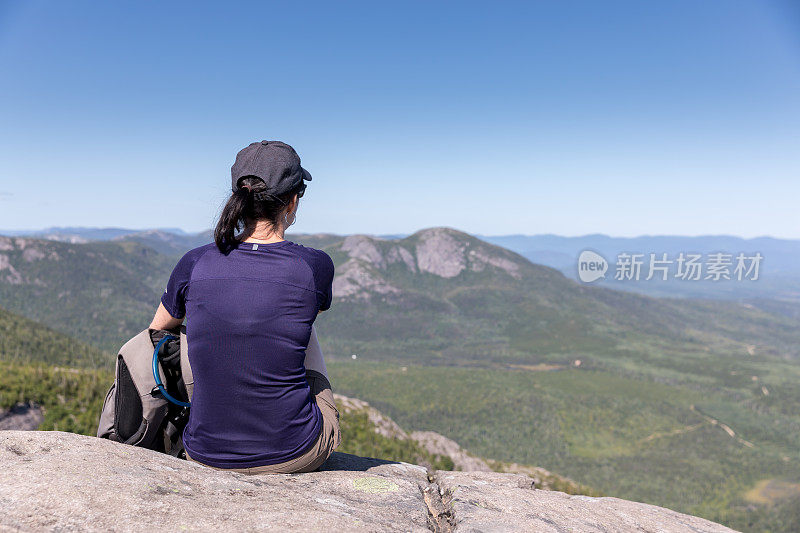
304, 324, 328, 378
149, 302, 184, 331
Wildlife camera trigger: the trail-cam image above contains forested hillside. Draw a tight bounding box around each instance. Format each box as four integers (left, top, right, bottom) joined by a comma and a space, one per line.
0, 305, 110, 368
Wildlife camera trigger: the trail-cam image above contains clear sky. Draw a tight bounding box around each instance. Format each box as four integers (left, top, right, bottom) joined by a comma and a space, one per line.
1, 1, 799, 238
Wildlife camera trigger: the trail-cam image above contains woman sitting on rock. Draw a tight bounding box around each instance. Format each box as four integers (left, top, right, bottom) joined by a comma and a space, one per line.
149, 140, 340, 474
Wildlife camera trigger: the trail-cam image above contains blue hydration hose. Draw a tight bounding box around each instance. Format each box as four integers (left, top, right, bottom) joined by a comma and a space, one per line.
152, 334, 191, 407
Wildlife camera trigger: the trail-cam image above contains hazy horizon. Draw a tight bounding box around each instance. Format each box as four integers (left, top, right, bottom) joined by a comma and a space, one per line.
2, 224, 798, 243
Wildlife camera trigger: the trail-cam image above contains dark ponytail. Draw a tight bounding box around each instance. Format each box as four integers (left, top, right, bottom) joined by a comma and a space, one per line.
214, 176, 299, 253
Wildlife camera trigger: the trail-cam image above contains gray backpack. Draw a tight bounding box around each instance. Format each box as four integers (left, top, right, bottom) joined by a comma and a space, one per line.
97, 327, 194, 457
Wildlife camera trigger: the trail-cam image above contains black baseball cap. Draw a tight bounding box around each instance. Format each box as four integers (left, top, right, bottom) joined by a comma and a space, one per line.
230, 140, 312, 196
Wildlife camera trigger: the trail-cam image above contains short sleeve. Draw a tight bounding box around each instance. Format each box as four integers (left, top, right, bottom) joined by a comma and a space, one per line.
316, 251, 335, 311
160, 247, 205, 319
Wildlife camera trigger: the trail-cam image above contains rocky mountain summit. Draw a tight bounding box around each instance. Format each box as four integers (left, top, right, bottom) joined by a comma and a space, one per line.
332, 228, 527, 300
0, 431, 736, 532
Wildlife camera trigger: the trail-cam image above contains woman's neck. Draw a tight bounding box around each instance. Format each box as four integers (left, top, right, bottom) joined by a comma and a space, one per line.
242, 221, 286, 244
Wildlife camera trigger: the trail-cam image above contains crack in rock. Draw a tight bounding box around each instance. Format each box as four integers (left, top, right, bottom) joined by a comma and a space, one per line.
420, 471, 456, 533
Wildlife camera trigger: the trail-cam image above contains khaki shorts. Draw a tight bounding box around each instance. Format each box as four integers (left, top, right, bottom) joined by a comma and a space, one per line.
185, 370, 341, 474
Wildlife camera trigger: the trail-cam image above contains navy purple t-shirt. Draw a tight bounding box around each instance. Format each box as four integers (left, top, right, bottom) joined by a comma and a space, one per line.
160, 239, 335, 468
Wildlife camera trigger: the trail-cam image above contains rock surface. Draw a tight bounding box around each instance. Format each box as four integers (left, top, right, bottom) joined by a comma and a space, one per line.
435, 470, 736, 533
0, 431, 737, 532
0, 403, 43, 431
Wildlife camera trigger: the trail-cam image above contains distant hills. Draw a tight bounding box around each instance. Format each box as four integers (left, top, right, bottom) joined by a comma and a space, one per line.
7, 225, 798, 302
480, 233, 800, 303
314, 228, 800, 368
0, 226, 193, 242
2, 226, 798, 360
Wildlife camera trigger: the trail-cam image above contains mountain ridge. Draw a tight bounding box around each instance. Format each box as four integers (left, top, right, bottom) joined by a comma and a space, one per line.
2, 226, 799, 362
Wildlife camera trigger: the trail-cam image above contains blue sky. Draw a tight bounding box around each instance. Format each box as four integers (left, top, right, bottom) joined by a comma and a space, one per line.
0, 1, 798, 238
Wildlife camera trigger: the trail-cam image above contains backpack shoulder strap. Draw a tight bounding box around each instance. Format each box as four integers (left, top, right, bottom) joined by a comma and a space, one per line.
119, 330, 162, 397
